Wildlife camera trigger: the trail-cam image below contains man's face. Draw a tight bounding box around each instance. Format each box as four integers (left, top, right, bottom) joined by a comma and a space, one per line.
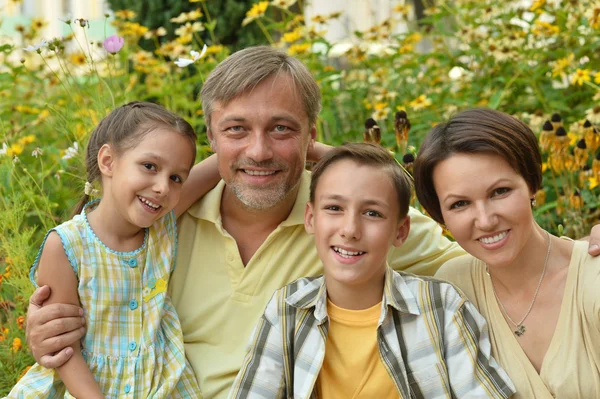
208, 74, 316, 210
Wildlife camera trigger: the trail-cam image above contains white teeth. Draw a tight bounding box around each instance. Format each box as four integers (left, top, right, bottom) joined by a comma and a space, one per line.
333, 247, 365, 258
138, 196, 160, 209
244, 170, 276, 176
479, 231, 507, 244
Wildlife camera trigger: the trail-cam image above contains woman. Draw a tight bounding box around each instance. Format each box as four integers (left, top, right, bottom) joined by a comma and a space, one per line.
413, 108, 600, 398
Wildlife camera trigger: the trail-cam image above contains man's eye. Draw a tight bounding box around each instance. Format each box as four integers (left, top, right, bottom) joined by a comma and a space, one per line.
143, 163, 156, 171
227, 126, 243, 132
274, 125, 288, 132
450, 200, 468, 210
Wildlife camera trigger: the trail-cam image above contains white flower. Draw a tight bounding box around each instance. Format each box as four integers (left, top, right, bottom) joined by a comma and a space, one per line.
13, 155, 19, 164
174, 44, 207, 67
23, 39, 48, 52
62, 142, 79, 160
58, 13, 73, 24
0, 142, 7, 156
31, 147, 43, 158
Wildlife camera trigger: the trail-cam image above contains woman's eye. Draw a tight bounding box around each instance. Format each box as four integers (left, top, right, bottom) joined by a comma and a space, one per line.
143, 163, 156, 171
450, 200, 468, 210
493, 187, 511, 196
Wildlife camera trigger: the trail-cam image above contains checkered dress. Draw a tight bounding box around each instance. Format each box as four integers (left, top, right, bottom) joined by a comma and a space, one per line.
7, 202, 200, 399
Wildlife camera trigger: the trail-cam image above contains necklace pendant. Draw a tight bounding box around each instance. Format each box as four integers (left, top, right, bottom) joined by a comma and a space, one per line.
514, 324, 526, 337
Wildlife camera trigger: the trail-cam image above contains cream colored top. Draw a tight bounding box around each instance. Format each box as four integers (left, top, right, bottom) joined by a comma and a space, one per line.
436, 240, 600, 398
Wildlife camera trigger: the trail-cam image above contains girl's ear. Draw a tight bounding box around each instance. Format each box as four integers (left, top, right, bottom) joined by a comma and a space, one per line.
98, 144, 115, 177
304, 201, 315, 234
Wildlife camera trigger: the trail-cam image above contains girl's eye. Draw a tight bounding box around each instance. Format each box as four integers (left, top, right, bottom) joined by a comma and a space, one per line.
143, 163, 156, 171
450, 200, 469, 210
170, 175, 183, 184
365, 210, 382, 218
493, 187, 511, 196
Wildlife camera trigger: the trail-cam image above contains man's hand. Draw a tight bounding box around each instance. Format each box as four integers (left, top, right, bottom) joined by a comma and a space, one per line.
307, 141, 332, 163
589, 224, 600, 256
26, 285, 86, 368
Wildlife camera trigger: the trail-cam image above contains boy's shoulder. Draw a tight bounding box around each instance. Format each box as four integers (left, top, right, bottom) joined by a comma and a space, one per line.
390, 269, 469, 314
262, 275, 324, 321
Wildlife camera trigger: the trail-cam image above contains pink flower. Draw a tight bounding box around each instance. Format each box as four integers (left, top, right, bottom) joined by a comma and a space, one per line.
103, 35, 124, 54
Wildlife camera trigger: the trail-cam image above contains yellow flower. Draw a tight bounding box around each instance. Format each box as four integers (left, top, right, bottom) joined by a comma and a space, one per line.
187, 9, 203, 20
595, 72, 600, 84
323, 65, 335, 72
408, 95, 432, 111
17, 316, 25, 329
31, 17, 48, 30
170, 12, 189, 23
242, 1, 269, 26
7, 143, 24, 156
175, 22, 204, 37
114, 9, 137, 20
288, 43, 310, 56
552, 53, 574, 78
587, 4, 600, 29
530, 0, 545, 12
70, 52, 87, 66
18, 135, 35, 145
156, 27, 167, 36
405, 32, 422, 44
571, 68, 591, 86
270, 0, 296, 9
589, 176, 599, 189
532, 20, 559, 36
398, 44, 413, 54
205, 45, 225, 55
393, 4, 411, 17
282, 28, 302, 43
12, 337, 22, 352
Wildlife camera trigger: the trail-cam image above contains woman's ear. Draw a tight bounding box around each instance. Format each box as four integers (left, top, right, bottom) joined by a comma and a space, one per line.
98, 144, 115, 177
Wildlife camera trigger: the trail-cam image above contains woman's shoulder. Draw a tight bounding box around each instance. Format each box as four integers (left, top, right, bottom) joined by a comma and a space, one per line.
435, 253, 480, 280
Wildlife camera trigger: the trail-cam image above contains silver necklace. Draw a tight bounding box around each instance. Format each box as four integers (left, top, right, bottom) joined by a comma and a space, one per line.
486, 231, 551, 337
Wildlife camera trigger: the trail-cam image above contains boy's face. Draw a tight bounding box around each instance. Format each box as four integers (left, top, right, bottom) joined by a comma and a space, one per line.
305, 159, 410, 291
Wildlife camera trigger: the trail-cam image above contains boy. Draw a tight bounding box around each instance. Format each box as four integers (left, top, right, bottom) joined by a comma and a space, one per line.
228, 143, 515, 398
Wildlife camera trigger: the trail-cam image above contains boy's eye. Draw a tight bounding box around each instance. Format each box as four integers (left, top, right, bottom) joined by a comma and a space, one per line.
143, 163, 156, 171
492, 187, 511, 196
324, 205, 341, 212
450, 200, 469, 210
365, 210, 382, 218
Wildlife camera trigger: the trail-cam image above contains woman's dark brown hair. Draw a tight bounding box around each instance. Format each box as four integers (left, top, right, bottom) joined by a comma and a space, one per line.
73, 101, 197, 215
413, 108, 542, 224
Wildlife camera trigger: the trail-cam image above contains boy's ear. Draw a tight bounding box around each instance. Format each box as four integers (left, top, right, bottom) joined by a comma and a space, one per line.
304, 201, 315, 234
98, 144, 115, 177
392, 216, 411, 247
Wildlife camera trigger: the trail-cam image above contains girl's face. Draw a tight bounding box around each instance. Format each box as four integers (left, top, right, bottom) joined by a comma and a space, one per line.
433, 152, 536, 268
105, 127, 195, 229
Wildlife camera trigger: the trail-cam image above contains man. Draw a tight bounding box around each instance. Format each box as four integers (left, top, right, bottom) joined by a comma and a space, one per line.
26, 46, 600, 399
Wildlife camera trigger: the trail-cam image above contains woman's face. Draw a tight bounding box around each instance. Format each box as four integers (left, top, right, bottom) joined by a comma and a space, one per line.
432, 152, 536, 268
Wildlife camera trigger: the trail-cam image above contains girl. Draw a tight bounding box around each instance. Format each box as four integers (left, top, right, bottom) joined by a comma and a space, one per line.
8, 102, 217, 398
414, 108, 600, 398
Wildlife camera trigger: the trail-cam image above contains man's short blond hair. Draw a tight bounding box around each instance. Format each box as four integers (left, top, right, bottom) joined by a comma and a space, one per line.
200, 46, 322, 129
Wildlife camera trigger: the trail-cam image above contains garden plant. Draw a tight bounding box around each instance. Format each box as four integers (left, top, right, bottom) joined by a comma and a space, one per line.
0, 0, 599, 392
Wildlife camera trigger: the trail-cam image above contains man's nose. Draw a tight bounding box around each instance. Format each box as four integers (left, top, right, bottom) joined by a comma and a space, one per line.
246, 132, 274, 162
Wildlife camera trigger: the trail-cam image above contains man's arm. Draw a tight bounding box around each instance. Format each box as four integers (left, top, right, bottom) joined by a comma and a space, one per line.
228, 308, 286, 398
174, 154, 221, 218
445, 299, 515, 398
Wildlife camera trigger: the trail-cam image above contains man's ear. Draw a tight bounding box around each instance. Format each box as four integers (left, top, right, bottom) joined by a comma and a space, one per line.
98, 144, 115, 177
207, 128, 217, 152
309, 124, 317, 141
304, 201, 315, 234
392, 216, 411, 248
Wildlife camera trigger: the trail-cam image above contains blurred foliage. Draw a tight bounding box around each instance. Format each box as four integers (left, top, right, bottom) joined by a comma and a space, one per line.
1, 0, 599, 393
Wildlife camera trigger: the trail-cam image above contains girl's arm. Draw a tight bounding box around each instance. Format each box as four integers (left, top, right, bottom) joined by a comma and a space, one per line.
174, 154, 220, 218
36, 232, 105, 399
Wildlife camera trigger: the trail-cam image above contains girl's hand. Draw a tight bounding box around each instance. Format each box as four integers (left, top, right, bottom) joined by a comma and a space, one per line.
588, 224, 600, 256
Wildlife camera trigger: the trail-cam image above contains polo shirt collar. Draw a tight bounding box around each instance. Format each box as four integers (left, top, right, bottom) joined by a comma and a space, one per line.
185, 170, 311, 227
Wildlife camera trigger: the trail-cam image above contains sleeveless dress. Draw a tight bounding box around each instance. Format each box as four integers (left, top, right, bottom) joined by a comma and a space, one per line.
7, 202, 201, 398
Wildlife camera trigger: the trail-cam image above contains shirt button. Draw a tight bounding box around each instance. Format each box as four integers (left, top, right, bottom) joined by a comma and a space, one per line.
128, 258, 137, 268
129, 300, 138, 310
124, 383, 131, 393
129, 341, 137, 351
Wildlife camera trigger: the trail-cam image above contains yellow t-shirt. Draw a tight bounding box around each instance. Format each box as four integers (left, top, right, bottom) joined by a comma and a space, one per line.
171, 171, 463, 399
317, 300, 397, 399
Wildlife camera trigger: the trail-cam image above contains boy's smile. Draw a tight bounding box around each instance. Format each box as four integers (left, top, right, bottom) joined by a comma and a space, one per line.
305, 159, 409, 307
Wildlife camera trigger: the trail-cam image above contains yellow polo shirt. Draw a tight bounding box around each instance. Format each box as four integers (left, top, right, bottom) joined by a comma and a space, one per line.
170, 170, 464, 399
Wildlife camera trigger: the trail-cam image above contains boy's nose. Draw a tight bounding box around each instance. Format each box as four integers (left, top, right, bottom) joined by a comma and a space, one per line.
340, 214, 361, 240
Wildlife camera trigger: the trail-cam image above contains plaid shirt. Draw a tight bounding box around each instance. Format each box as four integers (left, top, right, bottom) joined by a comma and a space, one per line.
229, 267, 515, 399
